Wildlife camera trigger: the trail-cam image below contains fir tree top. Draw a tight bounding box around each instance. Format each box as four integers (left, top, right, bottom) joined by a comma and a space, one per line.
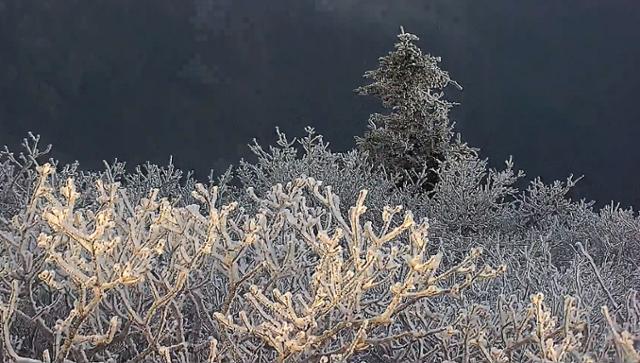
355, 27, 467, 194
355, 26, 460, 118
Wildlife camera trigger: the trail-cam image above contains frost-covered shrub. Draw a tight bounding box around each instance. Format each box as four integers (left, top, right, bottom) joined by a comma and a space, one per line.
0, 161, 637, 363
0, 163, 219, 362
0, 162, 504, 362
215, 177, 510, 362
0, 133, 232, 222
0, 133, 60, 220
586, 202, 640, 268
418, 146, 525, 239
235, 126, 400, 225
233, 125, 639, 359
539, 201, 640, 269
516, 175, 591, 230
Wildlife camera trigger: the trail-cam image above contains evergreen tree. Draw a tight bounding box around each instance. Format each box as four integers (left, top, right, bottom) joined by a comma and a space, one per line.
355, 27, 469, 194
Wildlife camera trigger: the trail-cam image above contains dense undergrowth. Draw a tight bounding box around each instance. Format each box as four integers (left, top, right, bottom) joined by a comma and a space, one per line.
0, 29, 638, 363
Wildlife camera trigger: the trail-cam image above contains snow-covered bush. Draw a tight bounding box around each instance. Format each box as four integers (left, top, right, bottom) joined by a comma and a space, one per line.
0, 159, 637, 362
420, 145, 524, 239
235, 126, 400, 225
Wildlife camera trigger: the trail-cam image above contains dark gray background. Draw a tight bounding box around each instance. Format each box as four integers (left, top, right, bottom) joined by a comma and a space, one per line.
1, 0, 639, 208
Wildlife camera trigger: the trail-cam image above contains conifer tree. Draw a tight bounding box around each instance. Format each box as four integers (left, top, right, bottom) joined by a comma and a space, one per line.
355, 27, 468, 194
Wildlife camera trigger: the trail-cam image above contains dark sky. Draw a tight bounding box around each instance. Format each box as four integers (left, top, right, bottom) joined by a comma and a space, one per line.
1, 0, 639, 209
